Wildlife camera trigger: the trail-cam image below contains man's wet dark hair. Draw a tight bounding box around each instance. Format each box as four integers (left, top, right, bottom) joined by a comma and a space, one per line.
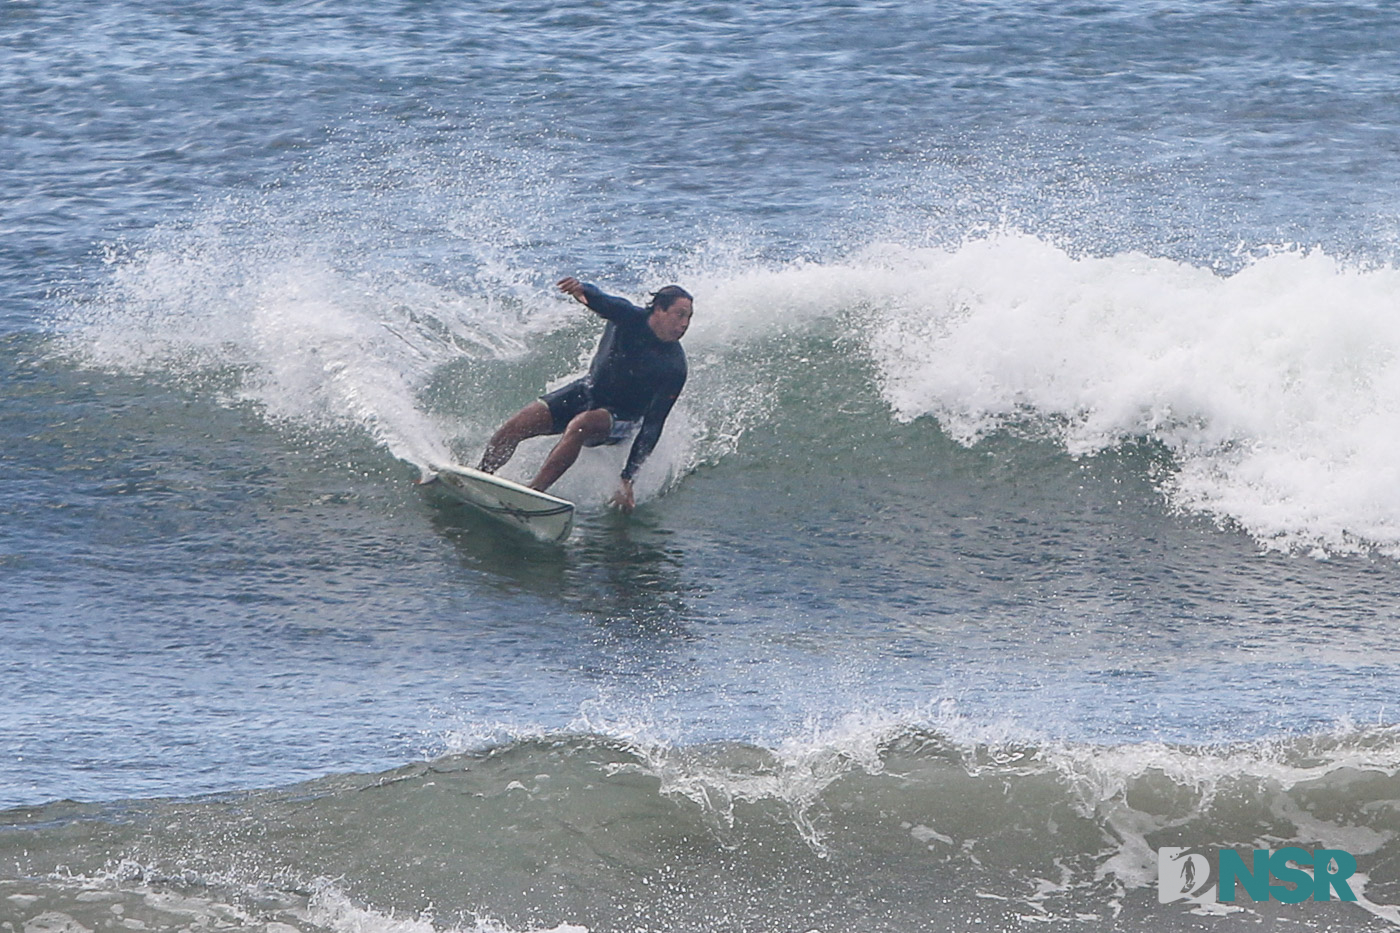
648, 285, 693, 313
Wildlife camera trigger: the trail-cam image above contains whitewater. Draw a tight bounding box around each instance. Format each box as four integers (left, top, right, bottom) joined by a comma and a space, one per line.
62, 222, 1400, 557
7, 0, 1400, 931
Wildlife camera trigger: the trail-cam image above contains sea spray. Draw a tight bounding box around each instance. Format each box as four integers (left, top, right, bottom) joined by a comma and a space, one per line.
55, 204, 1400, 557
685, 233, 1400, 557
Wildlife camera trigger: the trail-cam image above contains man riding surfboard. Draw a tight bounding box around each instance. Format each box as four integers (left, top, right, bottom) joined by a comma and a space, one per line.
477, 277, 693, 512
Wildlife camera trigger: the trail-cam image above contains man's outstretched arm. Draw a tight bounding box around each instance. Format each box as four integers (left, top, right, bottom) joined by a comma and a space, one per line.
557, 277, 646, 323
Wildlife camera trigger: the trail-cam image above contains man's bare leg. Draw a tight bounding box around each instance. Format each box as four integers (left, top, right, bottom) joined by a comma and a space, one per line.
530, 409, 612, 491
478, 401, 554, 473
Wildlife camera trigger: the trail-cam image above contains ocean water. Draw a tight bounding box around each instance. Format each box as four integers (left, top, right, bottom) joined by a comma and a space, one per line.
6, 0, 1400, 930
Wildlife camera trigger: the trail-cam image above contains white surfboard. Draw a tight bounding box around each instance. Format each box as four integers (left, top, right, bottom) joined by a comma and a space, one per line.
423, 463, 575, 543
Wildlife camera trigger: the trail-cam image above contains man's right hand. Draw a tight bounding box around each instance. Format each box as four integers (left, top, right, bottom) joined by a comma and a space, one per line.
557, 277, 587, 303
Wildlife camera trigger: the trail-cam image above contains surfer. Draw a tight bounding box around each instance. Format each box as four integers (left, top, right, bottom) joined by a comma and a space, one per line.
477, 277, 692, 512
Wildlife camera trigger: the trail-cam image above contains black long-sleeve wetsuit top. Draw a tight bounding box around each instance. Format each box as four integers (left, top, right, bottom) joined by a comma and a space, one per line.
580, 283, 688, 481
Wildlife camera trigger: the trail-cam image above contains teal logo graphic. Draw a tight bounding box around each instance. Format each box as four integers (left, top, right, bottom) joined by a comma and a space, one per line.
1158, 847, 1357, 904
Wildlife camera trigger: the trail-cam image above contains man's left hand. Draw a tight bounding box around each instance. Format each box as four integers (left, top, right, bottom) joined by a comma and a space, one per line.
611, 477, 635, 513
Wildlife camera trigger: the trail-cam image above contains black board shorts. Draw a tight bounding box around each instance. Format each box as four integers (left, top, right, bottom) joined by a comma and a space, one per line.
540, 379, 639, 446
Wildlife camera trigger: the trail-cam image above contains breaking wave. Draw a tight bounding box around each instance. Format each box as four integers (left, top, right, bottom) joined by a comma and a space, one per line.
4, 718, 1400, 931
49, 150, 1400, 556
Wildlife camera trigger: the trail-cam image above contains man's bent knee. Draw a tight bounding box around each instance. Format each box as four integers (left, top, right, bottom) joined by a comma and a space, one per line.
480, 401, 555, 473
566, 409, 612, 441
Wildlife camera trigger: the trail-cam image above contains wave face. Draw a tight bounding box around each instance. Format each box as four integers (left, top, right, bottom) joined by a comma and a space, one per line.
702, 234, 1400, 558
58, 221, 1400, 556
4, 725, 1400, 932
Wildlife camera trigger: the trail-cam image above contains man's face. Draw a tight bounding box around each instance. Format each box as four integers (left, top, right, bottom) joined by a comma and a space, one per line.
650, 298, 693, 342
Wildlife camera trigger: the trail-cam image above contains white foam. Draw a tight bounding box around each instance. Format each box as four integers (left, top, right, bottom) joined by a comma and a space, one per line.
1040, 725, 1400, 913
688, 232, 1400, 557
21, 914, 92, 933
57, 230, 739, 510
304, 882, 588, 933
5, 870, 587, 933
51, 131, 587, 483
62, 204, 1400, 548
58, 224, 502, 470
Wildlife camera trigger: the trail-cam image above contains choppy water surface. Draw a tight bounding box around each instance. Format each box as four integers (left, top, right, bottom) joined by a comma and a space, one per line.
6, 1, 1400, 930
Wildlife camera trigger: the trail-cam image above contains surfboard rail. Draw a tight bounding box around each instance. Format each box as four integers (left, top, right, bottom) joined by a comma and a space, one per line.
424, 462, 575, 543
